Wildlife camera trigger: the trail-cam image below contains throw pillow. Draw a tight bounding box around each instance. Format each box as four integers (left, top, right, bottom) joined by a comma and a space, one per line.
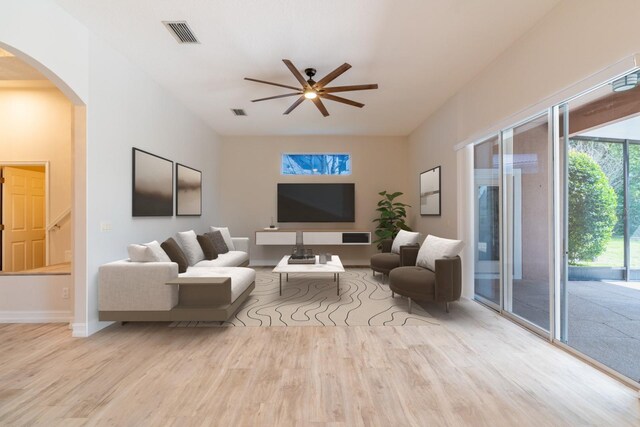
144, 240, 171, 262
416, 235, 464, 271
176, 230, 206, 266
206, 230, 229, 254
127, 244, 155, 262
161, 238, 189, 273
210, 226, 235, 251
197, 234, 218, 260
391, 230, 421, 254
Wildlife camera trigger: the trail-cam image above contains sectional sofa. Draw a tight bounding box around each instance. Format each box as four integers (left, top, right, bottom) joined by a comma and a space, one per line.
98, 232, 255, 322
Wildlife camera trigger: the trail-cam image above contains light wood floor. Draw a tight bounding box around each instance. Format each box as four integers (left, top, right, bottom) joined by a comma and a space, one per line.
0, 299, 638, 426
0, 262, 71, 276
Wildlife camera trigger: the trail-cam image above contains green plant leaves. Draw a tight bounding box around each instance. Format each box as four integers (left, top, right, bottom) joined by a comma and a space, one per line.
373, 190, 412, 249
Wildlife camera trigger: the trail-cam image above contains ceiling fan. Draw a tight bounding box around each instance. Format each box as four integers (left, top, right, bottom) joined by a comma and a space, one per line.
244, 59, 378, 117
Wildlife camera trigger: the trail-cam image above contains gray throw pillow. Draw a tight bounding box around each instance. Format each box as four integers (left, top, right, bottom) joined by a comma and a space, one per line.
176, 230, 205, 266
206, 230, 228, 254
197, 234, 218, 260
161, 238, 189, 273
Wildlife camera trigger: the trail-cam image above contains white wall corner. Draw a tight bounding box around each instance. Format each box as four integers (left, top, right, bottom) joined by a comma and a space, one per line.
457, 146, 475, 299
71, 322, 88, 337
73, 320, 113, 338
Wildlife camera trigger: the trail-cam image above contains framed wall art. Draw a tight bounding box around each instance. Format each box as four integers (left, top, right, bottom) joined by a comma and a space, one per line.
132, 148, 174, 217
420, 166, 441, 216
176, 163, 202, 216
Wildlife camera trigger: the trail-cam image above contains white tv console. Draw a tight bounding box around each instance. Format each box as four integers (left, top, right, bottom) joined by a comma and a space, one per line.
255, 230, 371, 246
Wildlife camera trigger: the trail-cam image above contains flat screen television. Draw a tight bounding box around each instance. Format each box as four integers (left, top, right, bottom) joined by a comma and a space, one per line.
277, 183, 355, 223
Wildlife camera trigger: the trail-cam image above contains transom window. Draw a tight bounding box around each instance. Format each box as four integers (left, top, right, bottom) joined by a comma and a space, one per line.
281, 153, 351, 175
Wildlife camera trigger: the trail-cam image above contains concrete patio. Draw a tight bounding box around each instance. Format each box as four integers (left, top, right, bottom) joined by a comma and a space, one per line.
476, 278, 640, 382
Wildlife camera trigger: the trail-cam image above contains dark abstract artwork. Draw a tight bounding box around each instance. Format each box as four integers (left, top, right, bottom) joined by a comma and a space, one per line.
420, 166, 441, 216
132, 148, 173, 216
176, 163, 202, 216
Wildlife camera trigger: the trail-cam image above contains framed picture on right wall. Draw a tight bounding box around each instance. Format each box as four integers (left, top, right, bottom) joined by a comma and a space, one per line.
420, 166, 441, 216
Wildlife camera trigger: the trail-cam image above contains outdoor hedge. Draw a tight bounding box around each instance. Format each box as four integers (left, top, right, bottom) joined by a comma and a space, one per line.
568, 150, 618, 264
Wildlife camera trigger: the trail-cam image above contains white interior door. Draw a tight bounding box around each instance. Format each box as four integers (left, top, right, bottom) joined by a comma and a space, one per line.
2, 166, 46, 272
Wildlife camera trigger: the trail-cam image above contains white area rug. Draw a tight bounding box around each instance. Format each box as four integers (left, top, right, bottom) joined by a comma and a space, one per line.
170, 268, 438, 327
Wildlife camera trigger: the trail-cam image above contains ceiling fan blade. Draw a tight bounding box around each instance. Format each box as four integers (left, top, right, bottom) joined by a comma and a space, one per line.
320, 93, 364, 108
283, 96, 305, 115
244, 77, 301, 91
312, 97, 330, 117
315, 63, 351, 89
322, 84, 378, 93
282, 59, 309, 88
251, 92, 302, 102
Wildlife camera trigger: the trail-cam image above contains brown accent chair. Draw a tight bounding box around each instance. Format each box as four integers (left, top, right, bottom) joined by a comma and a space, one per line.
388, 246, 461, 313
370, 239, 419, 281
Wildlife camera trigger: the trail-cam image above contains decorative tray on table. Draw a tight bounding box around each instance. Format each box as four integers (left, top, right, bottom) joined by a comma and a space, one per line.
287, 255, 316, 265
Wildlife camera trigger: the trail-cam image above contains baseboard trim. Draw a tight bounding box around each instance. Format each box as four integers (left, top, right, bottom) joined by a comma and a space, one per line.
0, 310, 72, 323
71, 320, 114, 337
71, 322, 87, 337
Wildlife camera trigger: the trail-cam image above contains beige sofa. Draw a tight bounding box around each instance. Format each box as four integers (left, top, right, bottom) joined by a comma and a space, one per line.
98, 237, 255, 322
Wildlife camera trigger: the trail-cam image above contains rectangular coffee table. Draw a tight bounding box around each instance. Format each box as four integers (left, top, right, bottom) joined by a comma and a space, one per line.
273, 255, 345, 296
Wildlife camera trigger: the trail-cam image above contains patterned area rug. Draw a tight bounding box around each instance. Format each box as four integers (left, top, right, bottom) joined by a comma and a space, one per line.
169, 268, 438, 327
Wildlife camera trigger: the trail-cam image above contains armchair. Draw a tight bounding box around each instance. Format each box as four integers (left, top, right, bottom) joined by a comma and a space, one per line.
389, 245, 461, 313
370, 239, 419, 281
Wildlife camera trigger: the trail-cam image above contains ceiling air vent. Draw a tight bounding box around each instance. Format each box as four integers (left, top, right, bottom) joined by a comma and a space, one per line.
231, 108, 247, 117
163, 21, 199, 44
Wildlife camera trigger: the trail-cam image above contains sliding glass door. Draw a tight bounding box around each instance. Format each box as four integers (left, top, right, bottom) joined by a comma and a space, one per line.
503, 114, 551, 332
559, 81, 640, 383
471, 69, 640, 384
630, 143, 640, 277
474, 136, 501, 308
473, 118, 554, 335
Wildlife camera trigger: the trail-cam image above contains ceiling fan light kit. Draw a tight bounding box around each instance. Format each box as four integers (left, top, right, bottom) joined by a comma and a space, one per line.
245, 59, 378, 117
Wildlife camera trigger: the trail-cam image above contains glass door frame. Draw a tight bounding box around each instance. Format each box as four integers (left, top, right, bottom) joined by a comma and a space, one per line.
470, 59, 640, 388
473, 134, 503, 311
499, 111, 555, 338
472, 111, 556, 339
553, 92, 640, 389
473, 168, 502, 310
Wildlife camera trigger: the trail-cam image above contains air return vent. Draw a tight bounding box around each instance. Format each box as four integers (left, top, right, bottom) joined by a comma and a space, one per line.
231, 109, 247, 116
163, 21, 199, 44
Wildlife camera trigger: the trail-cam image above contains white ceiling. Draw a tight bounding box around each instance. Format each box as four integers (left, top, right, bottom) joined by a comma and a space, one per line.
581, 115, 640, 141
57, 0, 560, 136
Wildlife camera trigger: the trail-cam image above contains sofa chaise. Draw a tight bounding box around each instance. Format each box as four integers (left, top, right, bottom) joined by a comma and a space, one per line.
99, 233, 255, 322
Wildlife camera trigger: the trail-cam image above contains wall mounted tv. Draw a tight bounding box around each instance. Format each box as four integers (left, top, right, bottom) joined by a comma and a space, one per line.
278, 183, 355, 223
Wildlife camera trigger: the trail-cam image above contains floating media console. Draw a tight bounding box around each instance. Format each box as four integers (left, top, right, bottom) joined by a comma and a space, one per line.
255, 230, 371, 246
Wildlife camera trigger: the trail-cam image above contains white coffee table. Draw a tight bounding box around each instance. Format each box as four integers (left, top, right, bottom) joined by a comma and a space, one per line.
273, 255, 345, 296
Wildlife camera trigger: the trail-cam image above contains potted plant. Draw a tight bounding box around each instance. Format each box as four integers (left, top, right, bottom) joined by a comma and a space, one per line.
373, 191, 412, 250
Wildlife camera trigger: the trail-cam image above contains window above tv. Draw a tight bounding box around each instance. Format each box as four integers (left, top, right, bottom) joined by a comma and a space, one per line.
281, 153, 351, 175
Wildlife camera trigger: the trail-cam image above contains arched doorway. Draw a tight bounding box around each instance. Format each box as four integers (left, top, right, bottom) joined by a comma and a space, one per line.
0, 42, 86, 331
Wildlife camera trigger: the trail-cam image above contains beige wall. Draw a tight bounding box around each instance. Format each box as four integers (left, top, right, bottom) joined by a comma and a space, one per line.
1, 2, 223, 334
408, 0, 640, 241
407, 0, 640, 297
0, 85, 72, 265
408, 106, 460, 239
218, 136, 410, 265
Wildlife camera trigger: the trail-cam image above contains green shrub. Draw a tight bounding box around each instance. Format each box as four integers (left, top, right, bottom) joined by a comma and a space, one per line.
568, 151, 618, 264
